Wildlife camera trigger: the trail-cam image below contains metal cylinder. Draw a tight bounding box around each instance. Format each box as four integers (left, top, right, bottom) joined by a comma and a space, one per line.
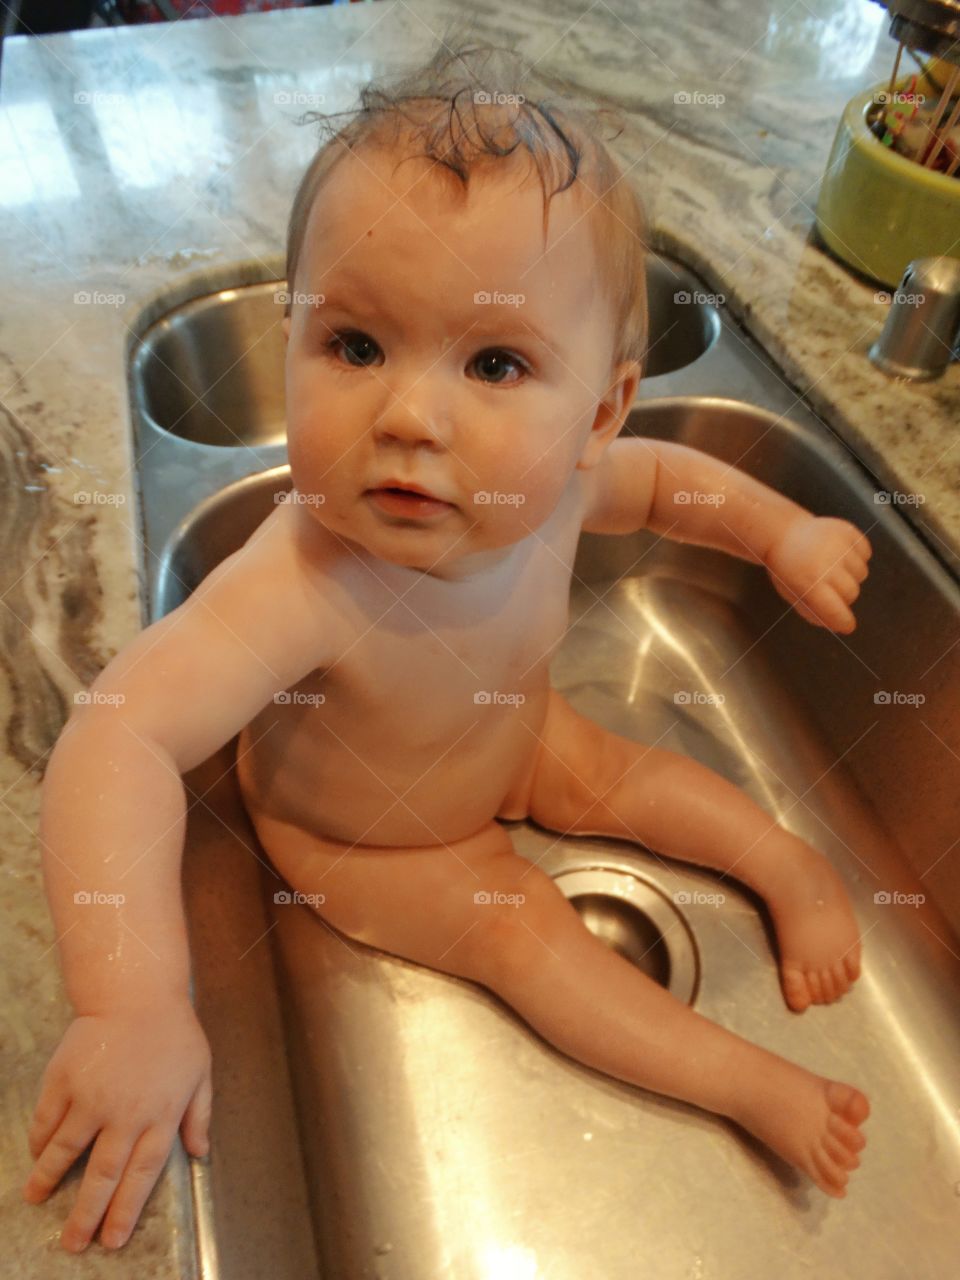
868, 255, 960, 380
871, 0, 960, 64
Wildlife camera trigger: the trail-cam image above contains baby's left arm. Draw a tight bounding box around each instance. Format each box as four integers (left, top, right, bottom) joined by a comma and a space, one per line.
582, 438, 872, 634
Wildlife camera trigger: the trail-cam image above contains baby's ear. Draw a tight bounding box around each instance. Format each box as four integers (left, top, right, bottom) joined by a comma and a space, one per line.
282, 314, 291, 343
578, 359, 642, 470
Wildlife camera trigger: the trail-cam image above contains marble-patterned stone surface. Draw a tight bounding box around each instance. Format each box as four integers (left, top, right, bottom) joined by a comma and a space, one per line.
0, 0, 957, 1275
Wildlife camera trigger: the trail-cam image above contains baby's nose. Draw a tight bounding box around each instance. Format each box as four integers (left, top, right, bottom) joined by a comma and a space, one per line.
372, 379, 448, 445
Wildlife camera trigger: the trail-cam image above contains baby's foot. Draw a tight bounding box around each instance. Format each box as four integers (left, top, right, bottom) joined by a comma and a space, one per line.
759, 841, 862, 1012
730, 1058, 869, 1198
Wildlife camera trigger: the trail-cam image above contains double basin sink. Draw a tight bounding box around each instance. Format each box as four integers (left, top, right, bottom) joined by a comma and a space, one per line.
126, 255, 960, 1279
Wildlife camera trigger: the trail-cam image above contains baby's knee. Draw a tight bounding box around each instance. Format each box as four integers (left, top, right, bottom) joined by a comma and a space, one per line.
462, 871, 571, 988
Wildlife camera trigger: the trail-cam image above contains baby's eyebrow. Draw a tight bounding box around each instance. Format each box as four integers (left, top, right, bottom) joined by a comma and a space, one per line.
471, 306, 555, 353
310, 291, 559, 356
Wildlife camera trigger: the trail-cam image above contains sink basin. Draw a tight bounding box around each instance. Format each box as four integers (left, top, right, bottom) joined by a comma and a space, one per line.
127, 256, 960, 1279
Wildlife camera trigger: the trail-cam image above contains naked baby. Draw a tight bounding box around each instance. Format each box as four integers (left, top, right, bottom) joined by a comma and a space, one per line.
25, 43, 871, 1254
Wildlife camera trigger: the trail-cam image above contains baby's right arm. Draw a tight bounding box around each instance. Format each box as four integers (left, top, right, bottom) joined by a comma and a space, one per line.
23, 505, 333, 1252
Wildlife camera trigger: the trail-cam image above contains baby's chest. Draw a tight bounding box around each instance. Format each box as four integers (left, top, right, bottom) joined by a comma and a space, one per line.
339, 581, 568, 706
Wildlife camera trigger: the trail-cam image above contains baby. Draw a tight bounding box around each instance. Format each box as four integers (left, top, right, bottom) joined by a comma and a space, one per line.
25, 40, 871, 1254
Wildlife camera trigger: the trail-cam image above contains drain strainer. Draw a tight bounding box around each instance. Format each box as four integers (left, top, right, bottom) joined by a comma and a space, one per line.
552, 866, 699, 1005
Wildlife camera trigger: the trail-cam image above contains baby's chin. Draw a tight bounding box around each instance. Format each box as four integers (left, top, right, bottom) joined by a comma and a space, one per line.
301, 496, 528, 577
300, 504, 448, 568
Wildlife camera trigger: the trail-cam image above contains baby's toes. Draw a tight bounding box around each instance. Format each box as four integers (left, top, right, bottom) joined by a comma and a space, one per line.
782, 966, 813, 1012
824, 1132, 860, 1171
806, 968, 826, 1004
830, 960, 851, 999
827, 1111, 867, 1153
818, 966, 841, 1002
827, 1080, 870, 1128
810, 1145, 849, 1197
843, 949, 861, 982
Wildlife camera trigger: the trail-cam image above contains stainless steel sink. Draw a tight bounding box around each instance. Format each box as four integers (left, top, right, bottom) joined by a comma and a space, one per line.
126, 255, 960, 1280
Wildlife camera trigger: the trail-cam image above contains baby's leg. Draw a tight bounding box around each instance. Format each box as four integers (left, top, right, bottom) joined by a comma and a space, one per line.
515, 690, 862, 1014
252, 812, 867, 1198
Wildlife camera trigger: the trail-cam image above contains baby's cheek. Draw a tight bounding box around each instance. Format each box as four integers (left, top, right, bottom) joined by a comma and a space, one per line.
287, 435, 318, 498
287, 427, 339, 500
505, 450, 571, 523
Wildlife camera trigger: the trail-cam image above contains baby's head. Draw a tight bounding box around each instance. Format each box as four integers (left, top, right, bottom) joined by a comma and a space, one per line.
280, 37, 650, 577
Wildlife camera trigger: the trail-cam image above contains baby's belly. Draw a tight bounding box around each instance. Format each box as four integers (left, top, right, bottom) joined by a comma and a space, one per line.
236, 674, 550, 848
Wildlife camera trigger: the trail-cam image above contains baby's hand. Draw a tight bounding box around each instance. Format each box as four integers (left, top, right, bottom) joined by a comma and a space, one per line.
765, 515, 872, 633
23, 1000, 211, 1253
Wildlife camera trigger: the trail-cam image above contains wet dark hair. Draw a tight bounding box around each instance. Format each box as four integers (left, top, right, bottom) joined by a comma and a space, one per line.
284, 25, 649, 372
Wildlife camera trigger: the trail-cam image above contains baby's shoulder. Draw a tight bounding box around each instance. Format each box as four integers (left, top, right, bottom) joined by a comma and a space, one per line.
243, 492, 335, 576
271, 493, 354, 590
239, 494, 357, 635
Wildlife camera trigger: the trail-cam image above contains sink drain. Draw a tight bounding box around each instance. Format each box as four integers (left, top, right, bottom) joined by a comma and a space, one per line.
552, 866, 699, 1005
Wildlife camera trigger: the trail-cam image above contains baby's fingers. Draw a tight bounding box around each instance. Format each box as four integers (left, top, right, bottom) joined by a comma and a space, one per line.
835, 520, 872, 559
26, 1081, 69, 1162
792, 598, 824, 628
846, 558, 869, 584
804, 582, 856, 632
834, 569, 863, 604
95, 1125, 176, 1251
844, 540, 875, 581
59, 1127, 139, 1254
23, 1107, 95, 1208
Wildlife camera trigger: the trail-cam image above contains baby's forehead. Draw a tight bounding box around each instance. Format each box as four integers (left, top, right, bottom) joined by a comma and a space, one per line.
301, 144, 602, 299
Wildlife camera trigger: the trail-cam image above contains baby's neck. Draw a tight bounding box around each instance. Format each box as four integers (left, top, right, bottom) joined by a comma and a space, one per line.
375, 540, 520, 584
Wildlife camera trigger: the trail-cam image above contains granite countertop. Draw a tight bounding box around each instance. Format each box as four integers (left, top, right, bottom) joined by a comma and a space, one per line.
2, 0, 957, 1273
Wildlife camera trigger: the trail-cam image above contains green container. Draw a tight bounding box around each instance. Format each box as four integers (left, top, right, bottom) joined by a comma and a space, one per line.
815, 79, 960, 288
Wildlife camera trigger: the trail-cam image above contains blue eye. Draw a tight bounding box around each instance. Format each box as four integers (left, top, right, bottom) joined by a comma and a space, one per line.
324, 333, 528, 383
471, 349, 528, 384
327, 331, 381, 367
